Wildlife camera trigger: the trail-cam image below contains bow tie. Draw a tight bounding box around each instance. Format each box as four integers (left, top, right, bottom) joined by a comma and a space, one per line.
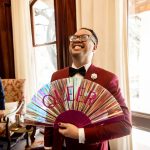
69, 66, 86, 77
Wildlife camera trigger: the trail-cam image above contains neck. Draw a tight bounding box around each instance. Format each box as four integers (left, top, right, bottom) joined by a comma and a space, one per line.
72, 59, 92, 68
71, 52, 94, 68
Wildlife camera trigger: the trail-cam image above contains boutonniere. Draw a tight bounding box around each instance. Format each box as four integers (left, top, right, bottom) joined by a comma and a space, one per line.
91, 73, 97, 80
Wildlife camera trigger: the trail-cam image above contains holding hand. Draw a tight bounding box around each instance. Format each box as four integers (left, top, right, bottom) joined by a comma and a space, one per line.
58, 122, 79, 139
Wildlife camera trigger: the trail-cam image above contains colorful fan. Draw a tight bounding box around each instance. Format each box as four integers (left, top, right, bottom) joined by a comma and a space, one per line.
25, 77, 123, 128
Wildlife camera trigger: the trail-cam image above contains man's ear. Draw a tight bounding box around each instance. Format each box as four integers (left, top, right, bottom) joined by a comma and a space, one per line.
92, 44, 97, 52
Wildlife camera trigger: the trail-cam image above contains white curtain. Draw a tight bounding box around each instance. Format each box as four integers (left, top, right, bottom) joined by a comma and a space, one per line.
76, 0, 132, 149
11, 0, 36, 103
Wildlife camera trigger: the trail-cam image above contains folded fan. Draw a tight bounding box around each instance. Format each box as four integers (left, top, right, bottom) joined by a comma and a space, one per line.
25, 77, 123, 128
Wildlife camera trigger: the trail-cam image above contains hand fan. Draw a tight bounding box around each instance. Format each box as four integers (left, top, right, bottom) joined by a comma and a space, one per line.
25, 77, 123, 128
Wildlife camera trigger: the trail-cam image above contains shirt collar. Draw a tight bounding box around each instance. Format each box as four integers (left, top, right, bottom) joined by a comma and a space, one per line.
72, 63, 91, 72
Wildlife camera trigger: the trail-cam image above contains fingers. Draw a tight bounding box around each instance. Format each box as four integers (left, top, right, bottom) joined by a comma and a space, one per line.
58, 123, 71, 137
58, 123, 68, 136
58, 122, 68, 128
58, 127, 66, 135
58, 123, 79, 139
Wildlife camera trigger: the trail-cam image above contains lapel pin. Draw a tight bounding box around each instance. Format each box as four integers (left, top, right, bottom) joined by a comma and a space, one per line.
91, 73, 97, 80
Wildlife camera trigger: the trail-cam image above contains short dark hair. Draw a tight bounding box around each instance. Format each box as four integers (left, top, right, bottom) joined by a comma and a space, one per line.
80, 27, 98, 45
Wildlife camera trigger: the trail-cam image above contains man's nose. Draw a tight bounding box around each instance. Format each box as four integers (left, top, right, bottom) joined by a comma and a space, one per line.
74, 37, 82, 42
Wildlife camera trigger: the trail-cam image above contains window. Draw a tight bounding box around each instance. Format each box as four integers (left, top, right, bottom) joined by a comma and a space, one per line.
30, 0, 56, 46
30, 0, 77, 89
128, 0, 150, 149
30, 0, 57, 89
128, 9, 150, 114
132, 128, 150, 150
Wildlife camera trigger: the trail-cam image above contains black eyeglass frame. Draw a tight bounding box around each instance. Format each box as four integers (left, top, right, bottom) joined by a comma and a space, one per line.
69, 34, 96, 45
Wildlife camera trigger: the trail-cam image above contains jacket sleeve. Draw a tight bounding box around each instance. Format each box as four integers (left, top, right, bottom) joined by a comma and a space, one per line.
0, 79, 5, 110
44, 127, 53, 147
84, 75, 132, 143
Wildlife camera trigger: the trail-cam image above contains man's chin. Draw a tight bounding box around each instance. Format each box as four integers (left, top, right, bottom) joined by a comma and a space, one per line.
71, 52, 83, 59
70, 49, 80, 54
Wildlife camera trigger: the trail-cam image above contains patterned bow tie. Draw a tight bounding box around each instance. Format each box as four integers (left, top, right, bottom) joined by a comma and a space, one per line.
69, 66, 86, 77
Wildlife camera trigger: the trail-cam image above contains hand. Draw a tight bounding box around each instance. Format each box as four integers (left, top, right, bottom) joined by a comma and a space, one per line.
58, 122, 79, 139
0, 110, 4, 119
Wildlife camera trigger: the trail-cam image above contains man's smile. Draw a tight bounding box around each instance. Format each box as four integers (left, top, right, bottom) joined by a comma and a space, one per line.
72, 43, 84, 49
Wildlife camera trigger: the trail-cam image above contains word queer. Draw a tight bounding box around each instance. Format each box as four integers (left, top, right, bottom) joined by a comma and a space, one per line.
42, 85, 98, 108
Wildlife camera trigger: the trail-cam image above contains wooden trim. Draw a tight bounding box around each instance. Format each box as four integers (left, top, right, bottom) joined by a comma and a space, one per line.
0, 0, 10, 4
29, 0, 37, 5
30, 0, 36, 47
32, 41, 56, 47
0, 0, 15, 78
132, 111, 150, 132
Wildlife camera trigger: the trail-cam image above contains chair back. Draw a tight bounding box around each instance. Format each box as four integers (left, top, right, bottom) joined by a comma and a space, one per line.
1, 79, 25, 103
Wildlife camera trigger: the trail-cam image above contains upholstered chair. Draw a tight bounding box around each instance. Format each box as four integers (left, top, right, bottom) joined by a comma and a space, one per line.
0, 79, 26, 149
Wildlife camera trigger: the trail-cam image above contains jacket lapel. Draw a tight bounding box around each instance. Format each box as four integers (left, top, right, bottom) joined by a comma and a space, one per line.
85, 64, 99, 82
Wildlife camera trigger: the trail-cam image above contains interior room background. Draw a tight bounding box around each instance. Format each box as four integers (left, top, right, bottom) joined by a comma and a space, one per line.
0, 0, 150, 150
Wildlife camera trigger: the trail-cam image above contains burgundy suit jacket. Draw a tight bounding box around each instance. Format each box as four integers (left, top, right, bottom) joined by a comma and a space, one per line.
44, 65, 132, 150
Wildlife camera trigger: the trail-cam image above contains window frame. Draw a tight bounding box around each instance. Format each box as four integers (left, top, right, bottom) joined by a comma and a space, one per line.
30, 0, 56, 47
132, 111, 150, 132
128, 0, 150, 132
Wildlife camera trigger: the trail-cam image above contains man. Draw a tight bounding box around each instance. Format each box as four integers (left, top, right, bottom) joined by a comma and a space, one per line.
44, 28, 132, 150
0, 78, 5, 118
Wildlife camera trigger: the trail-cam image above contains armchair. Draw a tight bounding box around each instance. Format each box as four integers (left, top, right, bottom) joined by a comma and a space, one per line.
0, 79, 26, 149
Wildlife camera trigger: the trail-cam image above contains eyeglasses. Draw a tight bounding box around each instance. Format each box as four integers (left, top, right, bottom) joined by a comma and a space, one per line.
69, 34, 96, 45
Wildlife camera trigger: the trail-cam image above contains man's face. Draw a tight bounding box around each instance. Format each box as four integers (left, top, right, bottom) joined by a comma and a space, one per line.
69, 29, 97, 61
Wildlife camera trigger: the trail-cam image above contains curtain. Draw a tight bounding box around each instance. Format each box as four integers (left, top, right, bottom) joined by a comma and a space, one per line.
54, 0, 77, 69
76, 0, 132, 149
11, 0, 36, 103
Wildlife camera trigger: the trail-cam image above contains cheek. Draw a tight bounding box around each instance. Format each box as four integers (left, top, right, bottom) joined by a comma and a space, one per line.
85, 44, 94, 52
90, 42, 95, 50
69, 44, 72, 52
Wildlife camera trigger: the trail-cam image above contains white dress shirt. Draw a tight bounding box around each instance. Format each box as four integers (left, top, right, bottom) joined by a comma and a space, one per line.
72, 63, 91, 144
